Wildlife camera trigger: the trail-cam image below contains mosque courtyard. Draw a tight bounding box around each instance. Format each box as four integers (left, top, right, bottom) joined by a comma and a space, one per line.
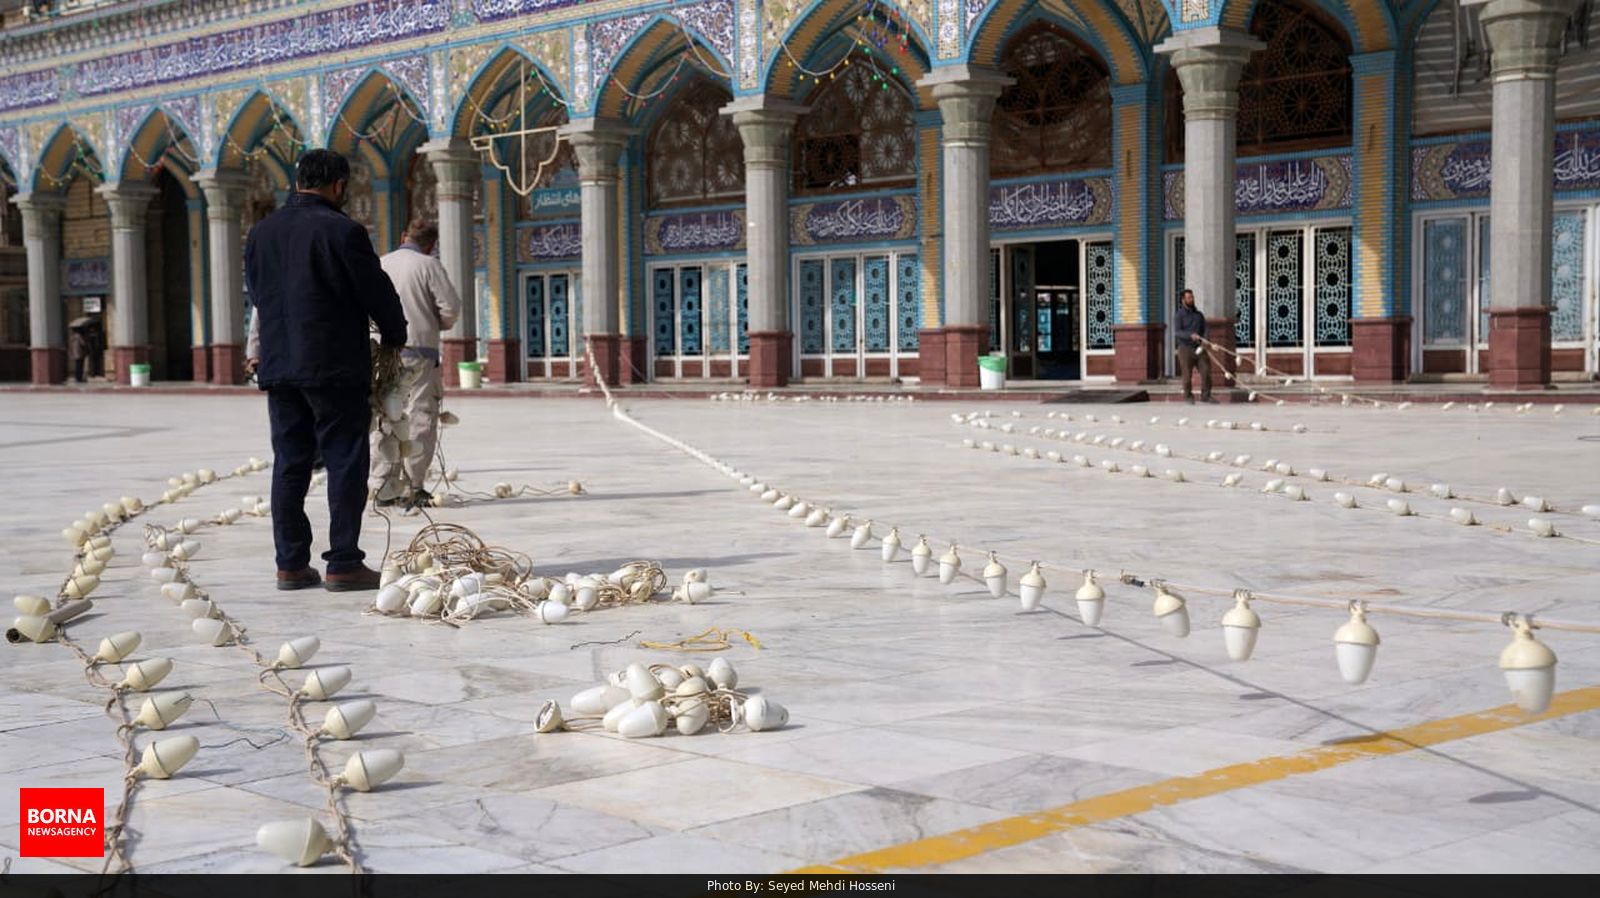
2, 390, 1598, 875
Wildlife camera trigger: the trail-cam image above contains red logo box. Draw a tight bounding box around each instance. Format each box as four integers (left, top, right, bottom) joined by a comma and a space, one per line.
19, 788, 105, 858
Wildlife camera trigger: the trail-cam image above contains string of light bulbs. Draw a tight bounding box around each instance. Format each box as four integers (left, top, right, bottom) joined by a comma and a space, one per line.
583, 338, 1587, 717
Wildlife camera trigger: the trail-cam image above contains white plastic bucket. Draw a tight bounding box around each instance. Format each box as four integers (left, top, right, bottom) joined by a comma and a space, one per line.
457, 362, 482, 390
129, 363, 151, 387
978, 356, 1005, 391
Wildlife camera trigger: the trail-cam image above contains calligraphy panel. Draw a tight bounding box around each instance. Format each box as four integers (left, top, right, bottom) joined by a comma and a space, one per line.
526, 275, 546, 358
791, 196, 917, 246
644, 210, 746, 255
989, 178, 1111, 232
1163, 154, 1352, 220
1312, 227, 1351, 347
897, 253, 921, 353
1421, 218, 1468, 345
519, 223, 582, 262
1413, 130, 1600, 201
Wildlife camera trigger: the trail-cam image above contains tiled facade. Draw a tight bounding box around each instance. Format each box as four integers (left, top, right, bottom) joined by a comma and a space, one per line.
2, 0, 1597, 386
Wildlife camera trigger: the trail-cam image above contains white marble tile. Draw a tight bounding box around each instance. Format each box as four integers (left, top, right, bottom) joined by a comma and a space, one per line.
715, 727, 1028, 788
551, 831, 808, 874
915, 821, 1315, 873
408, 731, 688, 793
412, 791, 661, 862
892, 753, 1164, 814
1051, 724, 1313, 778
528, 756, 862, 830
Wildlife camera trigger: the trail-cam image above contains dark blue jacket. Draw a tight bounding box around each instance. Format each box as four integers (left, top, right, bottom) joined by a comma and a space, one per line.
244, 192, 407, 388
1174, 302, 1208, 345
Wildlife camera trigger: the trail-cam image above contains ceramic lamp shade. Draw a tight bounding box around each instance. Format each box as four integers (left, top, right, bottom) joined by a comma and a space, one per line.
707, 657, 738, 690
626, 664, 665, 701
63, 574, 100, 599
341, 749, 404, 792
192, 618, 233, 646
674, 698, 710, 735
374, 584, 407, 614
983, 555, 1006, 599
937, 546, 961, 585
1153, 587, 1190, 638
825, 515, 850, 539
1528, 518, 1557, 538
1334, 492, 1357, 508
1499, 619, 1558, 713
257, 819, 333, 867
742, 696, 789, 732
572, 685, 631, 715
161, 582, 195, 602
139, 735, 199, 779
136, 692, 194, 730
851, 521, 874, 550
1019, 562, 1046, 612
881, 530, 903, 563
617, 701, 670, 738
277, 637, 321, 669
321, 700, 377, 740
93, 630, 142, 663
804, 507, 829, 527
299, 666, 351, 701
910, 538, 933, 575
13, 595, 50, 617
1075, 571, 1106, 626
9, 615, 56, 643
143, 551, 170, 568
538, 601, 570, 624
535, 700, 565, 734
1221, 594, 1261, 661
121, 658, 173, 692
602, 698, 641, 732
1333, 607, 1380, 685
180, 598, 220, 619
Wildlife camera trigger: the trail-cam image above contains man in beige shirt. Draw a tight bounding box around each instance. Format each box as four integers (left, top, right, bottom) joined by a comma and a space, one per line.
371, 218, 461, 509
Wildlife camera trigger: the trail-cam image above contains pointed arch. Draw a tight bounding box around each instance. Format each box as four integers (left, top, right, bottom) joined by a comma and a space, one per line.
119, 107, 202, 185
451, 44, 570, 139
326, 67, 431, 171
32, 122, 106, 192
762, 0, 934, 104
217, 89, 309, 173
593, 14, 735, 121
967, 0, 1149, 84
643, 74, 743, 206
1215, 0, 1394, 51
991, 20, 1115, 177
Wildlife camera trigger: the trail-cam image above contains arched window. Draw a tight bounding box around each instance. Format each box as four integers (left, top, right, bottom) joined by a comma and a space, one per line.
991, 23, 1112, 177
793, 63, 916, 193
647, 77, 743, 206
1165, 0, 1352, 160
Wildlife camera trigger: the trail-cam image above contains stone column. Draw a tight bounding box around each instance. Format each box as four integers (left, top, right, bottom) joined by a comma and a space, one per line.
421, 138, 480, 383
1472, 0, 1578, 389
1157, 28, 1262, 384
560, 120, 631, 388
919, 66, 1012, 388
723, 96, 805, 388
195, 169, 251, 385
98, 181, 159, 384
12, 192, 67, 384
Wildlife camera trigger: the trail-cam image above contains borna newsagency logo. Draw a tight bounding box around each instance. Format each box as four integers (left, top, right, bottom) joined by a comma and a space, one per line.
19, 788, 105, 858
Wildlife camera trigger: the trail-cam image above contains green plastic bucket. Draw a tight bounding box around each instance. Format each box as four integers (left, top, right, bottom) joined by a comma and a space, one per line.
457, 361, 483, 389
978, 355, 1006, 390
129, 363, 152, 387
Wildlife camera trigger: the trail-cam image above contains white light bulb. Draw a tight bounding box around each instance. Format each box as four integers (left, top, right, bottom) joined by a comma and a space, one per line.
982, 553, 1006, 598
1152, 585, 1189, 638
1221, 591, 1261, 661
1499, 617, 1557, 713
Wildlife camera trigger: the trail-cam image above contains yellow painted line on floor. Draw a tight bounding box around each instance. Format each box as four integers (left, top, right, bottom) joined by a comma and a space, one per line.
792, 685, 1600, 874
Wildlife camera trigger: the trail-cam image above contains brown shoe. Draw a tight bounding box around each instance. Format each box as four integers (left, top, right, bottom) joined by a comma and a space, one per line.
324, 565, 382, 592
277, 568, 323, 591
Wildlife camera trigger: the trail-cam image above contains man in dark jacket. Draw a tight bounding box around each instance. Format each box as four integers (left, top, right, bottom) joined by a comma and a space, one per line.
245, 149, 408, 592
1173, 289, 1215, 404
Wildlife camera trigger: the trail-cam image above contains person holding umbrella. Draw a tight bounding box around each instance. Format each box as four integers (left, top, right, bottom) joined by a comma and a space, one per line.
68, 317, 90, 384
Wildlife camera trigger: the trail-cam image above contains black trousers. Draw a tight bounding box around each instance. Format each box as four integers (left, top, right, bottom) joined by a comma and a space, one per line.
1175, 343, 1212, 399
267, 384, 371, 574
72, 357, 85, 383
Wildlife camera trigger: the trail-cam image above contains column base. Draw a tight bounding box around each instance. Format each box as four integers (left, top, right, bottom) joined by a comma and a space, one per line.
1352, 317, 1411, 383
747, 331, 793, 388
943, 325, 988, 388
487, 339, 522, 384
112, 346, 150, 385
1487, 307, 1552, 390
192, 346, 212, 383
442, 338, 474, 386
1113, 323, 1167, 383
210, 343, 245, 385
1203, 319, 1238, 382
918, 328, 947, 386
585, 333, 624, 388
31, 347, 67, 385
620, 337, 649, 385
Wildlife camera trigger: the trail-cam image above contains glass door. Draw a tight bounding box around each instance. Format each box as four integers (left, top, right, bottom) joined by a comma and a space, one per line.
522, 270, 582, 379
650, 262, 746, 378
795, 251, 918, 380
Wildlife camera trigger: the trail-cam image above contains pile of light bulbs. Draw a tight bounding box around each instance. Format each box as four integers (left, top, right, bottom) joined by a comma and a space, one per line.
536, 658, 787, 739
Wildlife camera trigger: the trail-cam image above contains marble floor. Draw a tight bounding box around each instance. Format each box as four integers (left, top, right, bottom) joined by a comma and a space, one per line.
1, 391, 1598, 874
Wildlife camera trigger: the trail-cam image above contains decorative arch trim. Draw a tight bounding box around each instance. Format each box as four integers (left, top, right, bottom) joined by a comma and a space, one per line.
450, 44, 570, 138
33, 121, 106, 192
967, 0, 1150, 84
593, 14, 735, 121
762, 0, 936, 101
